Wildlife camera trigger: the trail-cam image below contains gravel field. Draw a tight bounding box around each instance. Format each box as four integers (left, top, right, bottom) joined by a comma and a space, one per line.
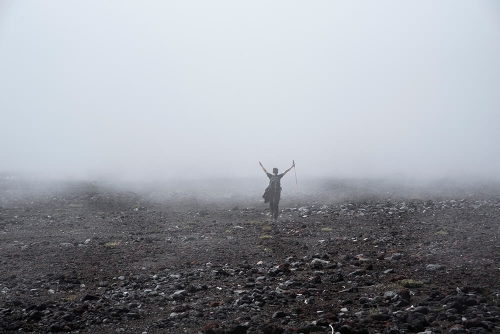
1, 177, 499, 334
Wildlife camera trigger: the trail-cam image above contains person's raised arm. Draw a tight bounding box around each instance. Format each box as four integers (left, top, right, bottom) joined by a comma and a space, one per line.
259, 161, 268, 175
282, 162, 295, 176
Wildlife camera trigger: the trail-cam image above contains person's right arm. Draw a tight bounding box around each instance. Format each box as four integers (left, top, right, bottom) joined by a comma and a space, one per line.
259, 161, 268, 175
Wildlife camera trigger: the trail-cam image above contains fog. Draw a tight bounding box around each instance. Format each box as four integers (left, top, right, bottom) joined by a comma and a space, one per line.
1, 1, 499, 183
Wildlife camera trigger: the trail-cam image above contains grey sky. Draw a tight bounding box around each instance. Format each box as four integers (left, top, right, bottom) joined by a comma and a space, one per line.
1, 1, 499, 181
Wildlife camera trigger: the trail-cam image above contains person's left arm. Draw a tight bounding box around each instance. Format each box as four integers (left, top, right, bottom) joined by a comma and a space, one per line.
281, 162, 295, 176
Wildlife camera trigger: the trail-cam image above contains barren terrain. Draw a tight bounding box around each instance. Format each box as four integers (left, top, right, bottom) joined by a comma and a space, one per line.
1, 177, 499, 333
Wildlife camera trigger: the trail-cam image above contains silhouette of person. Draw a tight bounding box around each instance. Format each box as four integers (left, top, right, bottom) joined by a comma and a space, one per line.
259, 161, 295, 221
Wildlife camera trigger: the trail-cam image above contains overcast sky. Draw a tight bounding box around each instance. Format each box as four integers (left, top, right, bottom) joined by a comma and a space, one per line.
1, 1, 499, 181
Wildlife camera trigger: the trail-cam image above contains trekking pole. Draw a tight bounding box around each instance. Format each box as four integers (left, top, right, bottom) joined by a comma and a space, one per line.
293, 160, 298, 191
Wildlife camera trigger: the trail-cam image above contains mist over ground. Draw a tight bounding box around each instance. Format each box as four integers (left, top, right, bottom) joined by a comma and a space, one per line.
1, 1, 499, 182
2, 173, 500, 213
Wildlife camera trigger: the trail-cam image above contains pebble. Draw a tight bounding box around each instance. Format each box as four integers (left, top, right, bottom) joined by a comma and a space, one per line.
426, 264, 444, 271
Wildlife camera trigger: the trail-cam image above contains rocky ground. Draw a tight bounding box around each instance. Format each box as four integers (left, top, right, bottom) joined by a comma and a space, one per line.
1, 177, 499, 334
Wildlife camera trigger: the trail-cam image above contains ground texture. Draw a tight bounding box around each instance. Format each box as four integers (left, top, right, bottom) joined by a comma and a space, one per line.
1, 179, 499, 333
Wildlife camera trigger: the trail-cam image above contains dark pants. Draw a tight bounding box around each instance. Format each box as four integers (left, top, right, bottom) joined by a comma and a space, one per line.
269, 191, 281, 219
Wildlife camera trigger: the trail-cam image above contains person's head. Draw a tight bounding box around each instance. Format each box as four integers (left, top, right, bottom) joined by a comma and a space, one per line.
273, 168, 278, 175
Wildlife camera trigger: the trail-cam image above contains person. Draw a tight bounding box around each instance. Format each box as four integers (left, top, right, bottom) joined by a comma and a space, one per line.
259, 161, 295, 221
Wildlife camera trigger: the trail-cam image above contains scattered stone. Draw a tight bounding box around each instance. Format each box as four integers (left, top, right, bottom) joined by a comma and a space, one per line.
2, 185, 500, 334
399, 279, 424, 288
406, 311, 427, 332
391, 253, 403, 260
426, 264, 444, 271
298, 207, 311, 215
